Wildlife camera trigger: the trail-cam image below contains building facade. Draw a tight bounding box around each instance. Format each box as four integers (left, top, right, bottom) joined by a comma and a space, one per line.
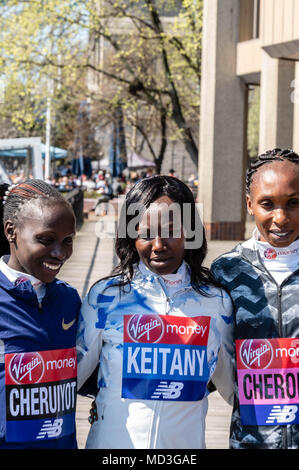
199, 0, 299, 239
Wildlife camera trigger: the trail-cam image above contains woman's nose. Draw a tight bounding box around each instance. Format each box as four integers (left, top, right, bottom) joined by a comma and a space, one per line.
273, 209, 289, 226
152, 236, 166, 251
51, 243, 67, 260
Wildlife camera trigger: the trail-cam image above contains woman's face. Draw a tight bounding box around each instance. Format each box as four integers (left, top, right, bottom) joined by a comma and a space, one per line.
246, 161, 299, 247
135, 195, 185, 275
5, 200, 76, 283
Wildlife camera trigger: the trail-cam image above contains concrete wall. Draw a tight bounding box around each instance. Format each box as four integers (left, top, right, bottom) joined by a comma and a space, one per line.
199, 0, 247, 240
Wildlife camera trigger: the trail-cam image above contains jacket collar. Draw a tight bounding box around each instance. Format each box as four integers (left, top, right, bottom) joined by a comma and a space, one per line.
0, 270, 58, 302
235, 235, 299, 278
134, 260, 191, 287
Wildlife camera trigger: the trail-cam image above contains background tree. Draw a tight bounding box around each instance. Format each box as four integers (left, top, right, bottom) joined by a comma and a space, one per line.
0, 0, 203, 172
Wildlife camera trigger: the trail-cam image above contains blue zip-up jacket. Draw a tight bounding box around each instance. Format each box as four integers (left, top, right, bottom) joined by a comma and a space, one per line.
0, 271, 81, 449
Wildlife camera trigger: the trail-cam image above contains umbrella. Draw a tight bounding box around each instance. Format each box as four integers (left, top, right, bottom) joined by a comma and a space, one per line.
0, 144, 67, 160
127, 151, 156, 169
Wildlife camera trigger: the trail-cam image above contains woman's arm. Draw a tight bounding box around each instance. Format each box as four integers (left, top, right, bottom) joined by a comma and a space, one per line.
76, 294, 104, 392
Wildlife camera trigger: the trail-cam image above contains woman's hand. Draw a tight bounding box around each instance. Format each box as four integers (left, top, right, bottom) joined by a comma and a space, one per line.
88, 400, 98, 424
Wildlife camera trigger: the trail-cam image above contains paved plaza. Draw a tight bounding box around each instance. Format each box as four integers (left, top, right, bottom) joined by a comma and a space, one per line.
59, 211, 251, 449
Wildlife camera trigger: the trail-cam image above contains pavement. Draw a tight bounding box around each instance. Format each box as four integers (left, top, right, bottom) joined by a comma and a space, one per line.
59, 209, 254, 449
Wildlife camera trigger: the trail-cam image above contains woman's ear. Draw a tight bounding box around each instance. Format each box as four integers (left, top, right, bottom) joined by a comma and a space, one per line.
4, 220, 17, 244
246, 194, 254, 216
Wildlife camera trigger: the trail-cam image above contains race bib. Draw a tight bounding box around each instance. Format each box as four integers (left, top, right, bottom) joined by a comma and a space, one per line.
5, 347, 77, 442
236, 338, 299, 426
122, 314, 211, 401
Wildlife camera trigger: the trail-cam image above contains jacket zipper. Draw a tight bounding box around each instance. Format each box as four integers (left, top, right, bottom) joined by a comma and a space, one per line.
156, 277, 170, 314
149, 278, 193, 447
156, 277, 193, 315
276, 285, 288, 449
149, 278, 169, 447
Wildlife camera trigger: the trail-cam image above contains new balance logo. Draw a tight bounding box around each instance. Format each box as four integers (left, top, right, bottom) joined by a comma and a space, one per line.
266, 405, 298, 424
36, 418, 63, 439
151, 381, 184, 400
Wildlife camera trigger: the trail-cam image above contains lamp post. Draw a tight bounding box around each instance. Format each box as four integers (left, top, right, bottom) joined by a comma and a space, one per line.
44, 79, 54, 180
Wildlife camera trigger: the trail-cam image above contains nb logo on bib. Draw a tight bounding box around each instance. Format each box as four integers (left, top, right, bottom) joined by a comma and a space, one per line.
266, 405, 298, 424
36, 418, 63, 439
151, 381, 184, 399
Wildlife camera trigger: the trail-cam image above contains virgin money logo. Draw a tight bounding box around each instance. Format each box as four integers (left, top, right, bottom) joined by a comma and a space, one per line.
240, 339, 273, 369
9, 352, 44, 385
127, 314, 164, 343
14, 277, 29, 286
264, 248, 277, 260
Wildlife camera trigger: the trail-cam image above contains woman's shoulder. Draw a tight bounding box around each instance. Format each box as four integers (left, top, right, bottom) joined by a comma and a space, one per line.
196, 283, 232, 305
87, 275, 124, 305
211, 242, 248, 274
53, 278, 81, 303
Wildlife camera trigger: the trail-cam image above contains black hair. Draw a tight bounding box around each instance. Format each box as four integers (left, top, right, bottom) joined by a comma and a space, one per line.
0, 183, 10, 256
0, 179, 74, 256
246, 148, 299, 195
101, 175, 224, 296
2, 179, 74, 227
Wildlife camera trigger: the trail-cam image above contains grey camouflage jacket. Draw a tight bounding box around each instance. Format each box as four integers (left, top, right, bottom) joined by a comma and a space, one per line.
212, 241, 299, 449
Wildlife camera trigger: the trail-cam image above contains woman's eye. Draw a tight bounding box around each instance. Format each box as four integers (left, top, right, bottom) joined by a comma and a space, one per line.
37, 237, 52, 244
64, 237, 74, 245
260, 201, 273, 209
288, 199, 299, 207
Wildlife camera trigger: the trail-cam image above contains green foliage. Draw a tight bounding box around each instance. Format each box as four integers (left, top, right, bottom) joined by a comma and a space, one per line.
0, 0, 203, 167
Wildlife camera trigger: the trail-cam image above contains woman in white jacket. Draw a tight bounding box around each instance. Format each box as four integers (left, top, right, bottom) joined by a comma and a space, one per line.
76, 176, 234, 449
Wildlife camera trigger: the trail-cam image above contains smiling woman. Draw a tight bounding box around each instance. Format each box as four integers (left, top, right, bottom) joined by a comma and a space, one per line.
211, 148, 299, 450
3, 180, 76, 283
6, 201, 75, 284
246, 153, 299, 248
0, 179, 81, 450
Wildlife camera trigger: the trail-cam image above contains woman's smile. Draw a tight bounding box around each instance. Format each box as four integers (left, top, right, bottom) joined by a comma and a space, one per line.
247, 161, 299, 247
6, 201, 75, 283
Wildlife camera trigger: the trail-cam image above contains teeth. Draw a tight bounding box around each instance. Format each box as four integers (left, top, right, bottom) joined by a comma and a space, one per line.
274, 233, 288, 237
43, 262, 61, 271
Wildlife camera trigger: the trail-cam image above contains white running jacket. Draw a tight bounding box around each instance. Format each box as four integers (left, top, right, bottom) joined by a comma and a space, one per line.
76, 263, 234, 449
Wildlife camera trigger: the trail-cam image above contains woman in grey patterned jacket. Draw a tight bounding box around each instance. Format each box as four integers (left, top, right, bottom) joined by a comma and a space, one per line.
212, 148, 299, 449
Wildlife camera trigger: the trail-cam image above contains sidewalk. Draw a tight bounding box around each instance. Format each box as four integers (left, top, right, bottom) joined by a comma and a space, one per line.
59, 212, 248, 449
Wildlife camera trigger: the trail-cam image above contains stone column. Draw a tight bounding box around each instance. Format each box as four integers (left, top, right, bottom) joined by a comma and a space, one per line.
259, 51, 295, 153
199, 0, 247, 240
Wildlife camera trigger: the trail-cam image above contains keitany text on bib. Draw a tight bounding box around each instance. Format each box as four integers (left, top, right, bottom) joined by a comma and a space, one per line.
122, 314, 211, 401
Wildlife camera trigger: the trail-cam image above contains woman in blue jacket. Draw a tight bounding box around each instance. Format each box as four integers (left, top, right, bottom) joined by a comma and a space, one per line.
0, 179, 81, 449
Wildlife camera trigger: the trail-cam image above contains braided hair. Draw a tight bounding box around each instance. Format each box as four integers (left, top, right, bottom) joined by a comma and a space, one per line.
2, 179, 73, 227
0, 180, 74, 259
0, 184, 10, 256
246, 148, 299, 195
